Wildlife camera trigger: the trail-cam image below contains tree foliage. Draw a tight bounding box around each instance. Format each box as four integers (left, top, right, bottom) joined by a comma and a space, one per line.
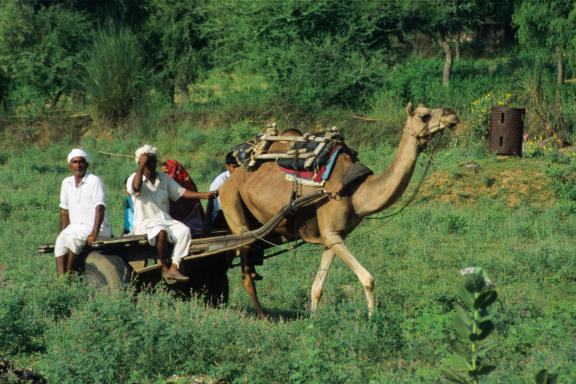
0, 2, 93, 109
199, 0, 402, 110
144, 0, 209, 100
400, 0, 505, 85
0, 0, 573, 126
513, 0, 576, 84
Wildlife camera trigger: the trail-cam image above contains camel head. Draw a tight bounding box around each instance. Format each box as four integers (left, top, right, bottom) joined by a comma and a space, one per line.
404, 103, 459, 149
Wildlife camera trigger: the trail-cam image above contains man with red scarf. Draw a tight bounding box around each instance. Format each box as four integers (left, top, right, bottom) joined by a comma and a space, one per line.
161, 159, 205, 233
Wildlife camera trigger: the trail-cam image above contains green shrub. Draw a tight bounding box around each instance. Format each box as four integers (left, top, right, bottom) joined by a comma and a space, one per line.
469, 91, 514, 139
83, 27, 150, 127
0, 279, 89, 355
266, 37, 386, 112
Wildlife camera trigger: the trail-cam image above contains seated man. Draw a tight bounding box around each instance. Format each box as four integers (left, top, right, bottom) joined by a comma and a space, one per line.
127, 145, 215, 284
55, 149, 112, 276
161, 159, 204, 233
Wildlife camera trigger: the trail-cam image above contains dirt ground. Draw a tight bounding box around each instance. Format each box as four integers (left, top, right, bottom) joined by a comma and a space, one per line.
416, 159, 555, 208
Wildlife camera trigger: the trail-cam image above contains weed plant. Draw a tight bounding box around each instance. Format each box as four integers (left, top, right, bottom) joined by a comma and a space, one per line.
83, 27, 150, 127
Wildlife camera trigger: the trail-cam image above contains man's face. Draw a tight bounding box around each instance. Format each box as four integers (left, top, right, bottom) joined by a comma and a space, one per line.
69, 156, 88, 177
226, 163, 238, 174
146, 155, 157, 172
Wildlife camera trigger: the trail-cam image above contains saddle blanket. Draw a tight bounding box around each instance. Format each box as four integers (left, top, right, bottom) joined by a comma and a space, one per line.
280, 145, 342, 187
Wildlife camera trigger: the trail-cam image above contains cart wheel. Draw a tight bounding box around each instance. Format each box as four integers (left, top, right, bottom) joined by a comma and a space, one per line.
84, 251, 130, 289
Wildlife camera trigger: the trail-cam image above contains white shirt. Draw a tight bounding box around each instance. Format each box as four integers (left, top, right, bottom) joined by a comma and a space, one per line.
127, 172, 185, 235
209, 170, 230, 219
59, 173, 112, 235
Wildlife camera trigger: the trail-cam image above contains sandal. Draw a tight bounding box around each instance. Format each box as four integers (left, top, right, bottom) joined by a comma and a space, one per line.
250, 272, 263, 281
162, 270, 190, 284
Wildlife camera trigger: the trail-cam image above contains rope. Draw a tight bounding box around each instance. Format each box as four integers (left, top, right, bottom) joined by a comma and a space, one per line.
98, 151, 133, 158
224, 190, 329, 249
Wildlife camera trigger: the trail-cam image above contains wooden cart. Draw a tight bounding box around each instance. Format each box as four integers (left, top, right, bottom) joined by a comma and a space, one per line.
37, 191, 326, 303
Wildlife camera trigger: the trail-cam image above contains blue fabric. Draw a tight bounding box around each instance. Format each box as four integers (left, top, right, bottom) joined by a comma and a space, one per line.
123, 196, 134, 234
322, 146, 342, 181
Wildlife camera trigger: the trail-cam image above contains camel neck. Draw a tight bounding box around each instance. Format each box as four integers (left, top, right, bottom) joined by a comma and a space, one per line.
352, 132, 419, 217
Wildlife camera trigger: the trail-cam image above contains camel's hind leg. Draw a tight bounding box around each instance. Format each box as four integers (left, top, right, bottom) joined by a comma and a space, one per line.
328, 239, 375, 316
310, 248, 335, 312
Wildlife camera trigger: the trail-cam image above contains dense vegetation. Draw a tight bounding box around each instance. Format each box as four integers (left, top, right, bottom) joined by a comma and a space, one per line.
0, 0, 575, 383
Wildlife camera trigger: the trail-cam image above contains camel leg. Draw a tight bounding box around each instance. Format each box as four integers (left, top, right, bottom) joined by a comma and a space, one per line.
220, 182, 267, 317
310, 248, 335, 312
239, 248, 265, 318
329, 241, 375, 316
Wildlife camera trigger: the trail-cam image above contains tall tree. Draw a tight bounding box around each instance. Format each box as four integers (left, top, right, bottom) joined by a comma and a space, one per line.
144, 0, 208, 101
400, 0, 495, 86
0, 2, 93, 108
198, 0, 402, 109
513, 0, 576, 85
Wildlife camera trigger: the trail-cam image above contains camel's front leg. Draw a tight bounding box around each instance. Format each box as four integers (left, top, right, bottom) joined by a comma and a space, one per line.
310, 248, 335, 312
220, 179, 265, 318
329, 240, 375, 316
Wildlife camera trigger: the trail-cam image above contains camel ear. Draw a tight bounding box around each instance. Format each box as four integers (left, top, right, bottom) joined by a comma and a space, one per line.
405, 102, 414, 116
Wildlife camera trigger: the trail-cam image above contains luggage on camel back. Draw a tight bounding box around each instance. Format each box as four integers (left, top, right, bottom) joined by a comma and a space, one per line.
162, 159, 205, 233
232, 125, 373, 189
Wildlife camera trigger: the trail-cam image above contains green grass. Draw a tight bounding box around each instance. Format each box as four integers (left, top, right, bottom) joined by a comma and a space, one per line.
0, 116, 574, 383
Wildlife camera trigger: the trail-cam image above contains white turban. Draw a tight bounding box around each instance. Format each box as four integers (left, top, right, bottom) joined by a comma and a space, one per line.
67, 148, 90, 164
135, 144, 158, 164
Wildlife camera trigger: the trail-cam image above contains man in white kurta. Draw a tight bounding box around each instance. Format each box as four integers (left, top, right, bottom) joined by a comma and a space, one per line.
55, 149, 112, 276
128, 145, 214, 284
208, 152, 238, 223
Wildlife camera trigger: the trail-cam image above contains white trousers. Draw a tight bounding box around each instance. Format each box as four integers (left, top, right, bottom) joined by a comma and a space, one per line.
144, 218, 191, 268
54, 223, 111, 257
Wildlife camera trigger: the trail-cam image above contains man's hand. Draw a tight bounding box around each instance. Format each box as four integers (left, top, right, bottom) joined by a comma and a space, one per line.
138, 153, 149, 168
86, 234, 97, 246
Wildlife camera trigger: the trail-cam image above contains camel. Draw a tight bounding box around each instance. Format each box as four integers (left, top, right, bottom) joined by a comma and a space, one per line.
219, 103, 459, 317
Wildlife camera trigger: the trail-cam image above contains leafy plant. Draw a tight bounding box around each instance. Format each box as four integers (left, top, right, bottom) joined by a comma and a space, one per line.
0, 3, 93, 109
469, 91, 514, 139
83, 26, 150, 127
442, 267, 497, 384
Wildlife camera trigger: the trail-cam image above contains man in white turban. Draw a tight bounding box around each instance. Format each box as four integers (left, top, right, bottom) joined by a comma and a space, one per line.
55, 149, 112, 276
127, 145, 216, 284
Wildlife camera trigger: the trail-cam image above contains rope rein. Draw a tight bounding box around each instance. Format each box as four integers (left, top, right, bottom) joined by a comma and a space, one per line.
365, 130, 443, 221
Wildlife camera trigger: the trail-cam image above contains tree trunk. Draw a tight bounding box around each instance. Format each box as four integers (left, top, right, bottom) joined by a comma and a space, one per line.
439, 37, 453, 87
556, 48, 564, 86
454, 34, 461, 61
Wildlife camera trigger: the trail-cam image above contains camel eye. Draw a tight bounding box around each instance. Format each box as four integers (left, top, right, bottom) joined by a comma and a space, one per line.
421, 113, 431, 123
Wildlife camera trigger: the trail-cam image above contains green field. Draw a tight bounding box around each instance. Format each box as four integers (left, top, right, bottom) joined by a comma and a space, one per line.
0, 132, 574, 383
1, 1, 576, 382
